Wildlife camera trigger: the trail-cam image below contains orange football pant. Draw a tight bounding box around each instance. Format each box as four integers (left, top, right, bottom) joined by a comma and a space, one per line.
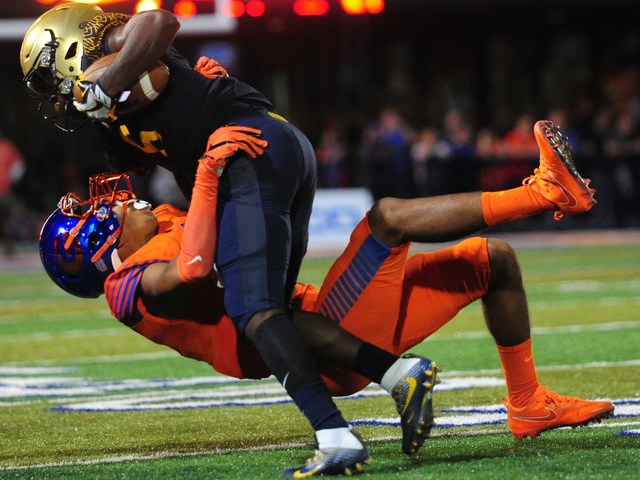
314, 215, 491, 396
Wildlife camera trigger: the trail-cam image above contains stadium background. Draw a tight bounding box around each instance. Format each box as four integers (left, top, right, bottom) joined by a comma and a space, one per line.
0, 3, 639, 477
0, 0, 639, 251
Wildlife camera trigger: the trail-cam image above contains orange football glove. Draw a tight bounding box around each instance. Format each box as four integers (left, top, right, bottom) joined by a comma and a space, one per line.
200, 125, 268, 176
194, 56, 229, 79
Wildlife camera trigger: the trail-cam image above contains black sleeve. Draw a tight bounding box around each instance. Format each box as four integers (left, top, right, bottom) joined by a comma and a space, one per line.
95, 125, 157, 175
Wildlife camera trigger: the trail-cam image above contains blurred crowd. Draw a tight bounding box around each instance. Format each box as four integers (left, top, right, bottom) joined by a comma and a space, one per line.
2, 82, 640, 256
2, 15, 640, 255
315, 92, 640, 231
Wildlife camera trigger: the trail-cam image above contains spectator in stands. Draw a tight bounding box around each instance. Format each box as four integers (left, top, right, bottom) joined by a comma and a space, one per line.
602, 110, 640, 226
316, 118, 349, 188
0, 132, 25, 256
360, 107, 414, 199
440, 110, 477, 193
410, 126, 452, 197
496, 113, 540, 188
476, 127, 505, 191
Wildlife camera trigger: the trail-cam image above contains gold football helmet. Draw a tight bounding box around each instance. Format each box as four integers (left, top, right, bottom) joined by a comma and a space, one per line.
20, 3, 102, 131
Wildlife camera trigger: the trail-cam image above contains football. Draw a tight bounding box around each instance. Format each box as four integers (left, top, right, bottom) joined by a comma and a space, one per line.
73, 52, 170, 115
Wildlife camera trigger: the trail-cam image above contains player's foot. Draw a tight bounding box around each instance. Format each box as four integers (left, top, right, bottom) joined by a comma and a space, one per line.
503, 385, 615, 440
283, 435, 371, 478
391, 354, 441, 455
524, 120, 596, 220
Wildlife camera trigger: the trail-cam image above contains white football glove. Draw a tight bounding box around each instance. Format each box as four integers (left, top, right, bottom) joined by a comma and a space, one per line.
73, 81, 119, 122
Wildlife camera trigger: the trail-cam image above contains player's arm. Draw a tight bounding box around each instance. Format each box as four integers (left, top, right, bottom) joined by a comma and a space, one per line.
136, 126, 268, 318
138, 257, 188, 318
100, 10, 179, 97
75, 10, 179, 119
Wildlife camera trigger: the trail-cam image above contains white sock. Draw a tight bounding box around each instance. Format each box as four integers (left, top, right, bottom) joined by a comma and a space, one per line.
380, 356, 421, 393
316, 427, 363, 450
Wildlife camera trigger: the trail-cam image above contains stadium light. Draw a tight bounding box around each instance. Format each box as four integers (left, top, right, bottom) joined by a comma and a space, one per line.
174, 0, 197, 17
36, 0, 133, 4
340, 0, 384, 15
220, 0, 245, 18
293, 0, 329, 16
135, 0, 162, 13
245, 0, 265, 17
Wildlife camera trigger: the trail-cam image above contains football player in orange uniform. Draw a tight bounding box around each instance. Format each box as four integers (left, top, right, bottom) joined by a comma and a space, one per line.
41, 118, 613, 473
22, 5, 440, 474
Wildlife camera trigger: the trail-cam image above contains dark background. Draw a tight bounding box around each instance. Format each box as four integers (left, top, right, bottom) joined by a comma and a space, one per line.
1, 0, 639, 237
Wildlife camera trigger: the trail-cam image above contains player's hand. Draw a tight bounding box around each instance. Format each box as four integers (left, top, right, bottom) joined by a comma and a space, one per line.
200, 125, 268, 176
73, 80, 118, 122
194, 56, 229, 79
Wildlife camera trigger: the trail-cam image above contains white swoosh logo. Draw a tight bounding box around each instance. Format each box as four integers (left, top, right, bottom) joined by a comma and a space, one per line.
513, 407, 558, 422
186, 255, 203, 265
548, 170, 578, 207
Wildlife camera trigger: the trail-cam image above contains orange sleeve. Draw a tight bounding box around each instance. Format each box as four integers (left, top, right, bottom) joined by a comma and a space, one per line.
177, 161, 219, 283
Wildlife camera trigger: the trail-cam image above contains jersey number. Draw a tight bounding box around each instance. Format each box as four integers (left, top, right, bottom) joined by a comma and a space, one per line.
119, 125, 168, 157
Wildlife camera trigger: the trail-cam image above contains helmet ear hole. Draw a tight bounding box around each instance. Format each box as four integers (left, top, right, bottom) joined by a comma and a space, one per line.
65, 42, 78, 61
88, 231, 101, 250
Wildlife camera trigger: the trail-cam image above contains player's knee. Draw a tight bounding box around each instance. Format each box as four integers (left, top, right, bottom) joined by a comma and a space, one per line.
244, 308, 286, 341
487, 239, 522, 285
369, 197, 404, 247
249, 310, 319, 391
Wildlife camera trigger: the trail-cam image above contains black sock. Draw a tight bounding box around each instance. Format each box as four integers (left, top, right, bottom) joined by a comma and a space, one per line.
354, 341, 399, 384
252, 312, 348, 430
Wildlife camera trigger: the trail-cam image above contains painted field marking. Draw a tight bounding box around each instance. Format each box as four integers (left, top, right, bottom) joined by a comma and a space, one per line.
0, 418, 638, 472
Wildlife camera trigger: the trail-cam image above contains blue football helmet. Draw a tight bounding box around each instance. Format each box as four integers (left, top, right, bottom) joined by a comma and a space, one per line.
39, 172, 136, 298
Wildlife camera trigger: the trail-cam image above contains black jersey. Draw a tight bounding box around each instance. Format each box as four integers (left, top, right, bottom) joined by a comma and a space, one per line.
99, 45, 274, 189
81, 13, 276, 197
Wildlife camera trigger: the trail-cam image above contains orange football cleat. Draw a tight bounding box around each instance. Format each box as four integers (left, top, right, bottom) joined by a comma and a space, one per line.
503, 385, 615, 440
524, 120, 596, 220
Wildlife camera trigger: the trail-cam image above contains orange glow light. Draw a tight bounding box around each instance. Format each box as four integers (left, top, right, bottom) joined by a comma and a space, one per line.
220, 0, 245, 18
340, 0, 384, 15
293, 0, 329, 16
57, 0, 138, 5
174, 0, 197, 17
365, 0, 384, 14
135, 0, 162, 13
245, 0, 265, 17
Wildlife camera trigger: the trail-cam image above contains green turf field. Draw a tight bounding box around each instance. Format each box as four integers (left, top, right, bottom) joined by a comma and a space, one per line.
1, 240, 639, 479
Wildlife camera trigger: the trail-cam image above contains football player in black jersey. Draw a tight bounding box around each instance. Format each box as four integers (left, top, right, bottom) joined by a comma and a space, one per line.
20, 4, 440, 476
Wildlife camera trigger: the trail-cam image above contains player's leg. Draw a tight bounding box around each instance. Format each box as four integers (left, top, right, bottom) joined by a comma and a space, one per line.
217, 118, 371, 476
395, 237, 614, 439
483, 240, 615, 440
368, 120, 595, 248
290, 215, 439, 456
394, 237, 493, 352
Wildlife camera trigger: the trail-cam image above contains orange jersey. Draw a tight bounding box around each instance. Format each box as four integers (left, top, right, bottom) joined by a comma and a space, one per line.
104, 205, 491, 395
311, 216, 491, 396
104, 204, 314, 380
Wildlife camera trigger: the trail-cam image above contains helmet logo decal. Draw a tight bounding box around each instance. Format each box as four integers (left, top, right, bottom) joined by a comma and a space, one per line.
95, 205, 110, 221
54, 232, 83, 276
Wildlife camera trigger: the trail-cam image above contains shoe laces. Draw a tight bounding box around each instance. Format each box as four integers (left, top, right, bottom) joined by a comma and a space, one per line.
540, 386, 581, 409
523, 170, 565, 220
542, 388, 561, 407
523, 166, 554, 189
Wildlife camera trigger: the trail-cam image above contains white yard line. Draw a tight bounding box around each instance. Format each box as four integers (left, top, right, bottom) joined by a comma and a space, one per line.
2, 419, 638, 472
